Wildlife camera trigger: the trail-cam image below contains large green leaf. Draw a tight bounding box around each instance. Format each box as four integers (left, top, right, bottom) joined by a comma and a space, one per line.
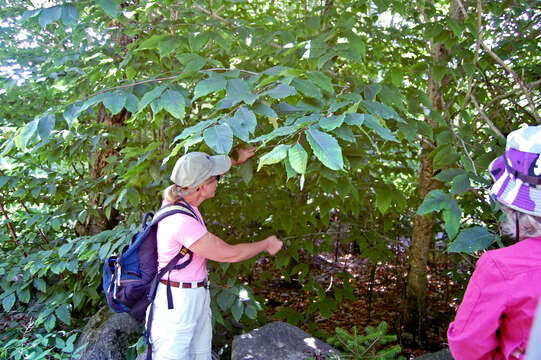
17, 118, 39, 149
38, 6, 61, 28
161, 90, 186, 120
448, 227, 495, 253
61, 4, 78, 26
55, 304, 71, 325
203, 124, 233, 154
264, 83, 297, 99
96, 0, 119, 18
346, 113, 398, 142
228, 107, 257, 141
138, 85, 166, 112
103, 91, 127, 115
319, 114, 345, 131
253, 103, 278, 119
193, 76, 227, 100
38, 114, 55, 141
307, 71, 334, 94
306, 128, 343, 170
292, 78, 322, 99
257, 144, 290, 171
433, 145, 460, 170
362, 100, 404, 123
417, 189, 455, 215
288, 143, 308, 174
2, 293, 15, 312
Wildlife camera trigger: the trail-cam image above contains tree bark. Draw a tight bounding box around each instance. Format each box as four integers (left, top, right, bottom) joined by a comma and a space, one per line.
404, 0, 464, 346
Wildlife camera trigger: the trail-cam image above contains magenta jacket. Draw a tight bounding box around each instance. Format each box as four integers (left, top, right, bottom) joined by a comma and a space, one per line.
448, 237, 541, 360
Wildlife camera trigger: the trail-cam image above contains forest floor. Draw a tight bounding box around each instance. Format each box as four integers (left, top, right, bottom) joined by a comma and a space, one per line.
246, 245, 468, 359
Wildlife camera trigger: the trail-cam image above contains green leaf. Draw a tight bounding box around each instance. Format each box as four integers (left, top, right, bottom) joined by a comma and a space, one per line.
346, 113, 398, 143
376, 191, 392, 215
103, 91, 127, 115
306, 128, 343, 170
264, 83, 297, 99
443, 208, 460, 240
433, 168, 466, 182
33, 278, 47, 292
333, 126, 356, 143
17, 288, 30, 304
39, 6, 61, 28
319, 114, 345, 131
292, 78, 322, 99
288, 143, 308, 174
448, 227, 495, 253
3, 293, 15, 312
45, 314, 56, 332
63, 103, 82, 128
124, 93, 139, 113
61, 4, 78, 26
193, 76, 227, 100
17, 118, 39, 149
257, 144, 290, 171
433, 145, 459, 170
307, 71, 334, 94
217, 290, 235, 311
138, 85, 166, 112
448, 18, 464, 37
203, 124, 233, 154
55, 304, 71, 325
59, 242, 74, 258
245, 304, 258, 319
137, 34, 168, 51
177, 53, 206, 73
417, 189, 454, 215
38, 114, 55, 141
450, 174, 470, 194
231, 300, 244, 322
362, 101, 404, 123
161, 90, 186, 120
228, 107, 257, 141
96, 0, 119, 18
157, 36, 182, 58
253, 103, 278, 119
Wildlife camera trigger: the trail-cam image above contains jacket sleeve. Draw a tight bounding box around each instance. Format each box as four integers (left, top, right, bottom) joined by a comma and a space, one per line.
447, 253, 506, 360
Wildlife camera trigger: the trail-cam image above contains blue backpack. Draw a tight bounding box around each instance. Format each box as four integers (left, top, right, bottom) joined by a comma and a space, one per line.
102, 202, 200, 322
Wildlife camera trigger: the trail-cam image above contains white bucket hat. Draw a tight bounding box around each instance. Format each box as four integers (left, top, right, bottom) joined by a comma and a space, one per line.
488, 125, 541, 217
170, 152, 231, 189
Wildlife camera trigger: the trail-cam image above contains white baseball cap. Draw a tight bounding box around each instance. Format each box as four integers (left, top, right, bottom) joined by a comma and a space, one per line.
170, 152, 231, 188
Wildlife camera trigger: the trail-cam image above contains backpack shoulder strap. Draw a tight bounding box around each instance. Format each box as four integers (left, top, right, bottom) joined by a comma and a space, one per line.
150, 203, 200, 226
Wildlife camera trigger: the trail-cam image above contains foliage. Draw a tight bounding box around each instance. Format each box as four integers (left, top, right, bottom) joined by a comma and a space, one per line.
0, 0, 539, 356
327, 322, 406, 360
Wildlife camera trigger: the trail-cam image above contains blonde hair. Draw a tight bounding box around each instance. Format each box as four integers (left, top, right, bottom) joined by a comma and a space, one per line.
501, 206, 541, 240
162, 184, 195, 204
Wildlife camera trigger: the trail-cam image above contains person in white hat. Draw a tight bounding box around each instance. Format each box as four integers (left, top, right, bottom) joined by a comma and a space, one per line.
448, 125, 541, 360
149, 148, 283, 360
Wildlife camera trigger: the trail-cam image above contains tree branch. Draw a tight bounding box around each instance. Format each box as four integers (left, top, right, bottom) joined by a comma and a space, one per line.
473, 0, 540, 123
471, 94, 506, 140
0, 200, 27, 257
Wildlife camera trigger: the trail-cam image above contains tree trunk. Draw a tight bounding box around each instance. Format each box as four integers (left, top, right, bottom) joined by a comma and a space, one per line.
404, 0, 464, 346
75, 105, 130, 236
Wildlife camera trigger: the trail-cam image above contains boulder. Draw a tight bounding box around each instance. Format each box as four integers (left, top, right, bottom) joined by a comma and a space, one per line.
75, 306, 143, 360
416, 349, 454, 360
231, 321, 339, 360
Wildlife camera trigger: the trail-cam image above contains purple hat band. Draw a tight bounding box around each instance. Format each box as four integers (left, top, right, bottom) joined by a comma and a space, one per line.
489, 147, 541, 216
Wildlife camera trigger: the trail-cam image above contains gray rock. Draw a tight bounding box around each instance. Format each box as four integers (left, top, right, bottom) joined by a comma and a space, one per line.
416, 349, 454, 360
232, 321, 339, 360
75, 306, 143, 360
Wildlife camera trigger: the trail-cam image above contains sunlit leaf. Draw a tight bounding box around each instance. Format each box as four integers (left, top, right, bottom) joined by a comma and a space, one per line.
288, 143, 308, 174
257, 144, 290, 171
306, 128, 343, 170
448, 227, 495, 253
203, 124, 233, 154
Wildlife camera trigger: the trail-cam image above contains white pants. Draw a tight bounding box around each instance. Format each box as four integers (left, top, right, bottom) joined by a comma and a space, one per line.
148, 282, 212, 360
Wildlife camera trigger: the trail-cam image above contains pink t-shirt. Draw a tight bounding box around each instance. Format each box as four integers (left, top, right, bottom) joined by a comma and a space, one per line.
448, 237, 541, 360
156, 204, 208, 282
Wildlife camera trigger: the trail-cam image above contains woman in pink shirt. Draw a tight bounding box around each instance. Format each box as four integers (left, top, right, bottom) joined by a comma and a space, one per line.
148, 149, 283, 360
448, 125, 541, 360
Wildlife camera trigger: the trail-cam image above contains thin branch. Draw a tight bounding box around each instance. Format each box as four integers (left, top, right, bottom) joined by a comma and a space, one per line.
0, 201, 27, 257
471, 94, 506, 140
485, 79, 541, 109
474, 0, 540, 123
0, 169, 48, 244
